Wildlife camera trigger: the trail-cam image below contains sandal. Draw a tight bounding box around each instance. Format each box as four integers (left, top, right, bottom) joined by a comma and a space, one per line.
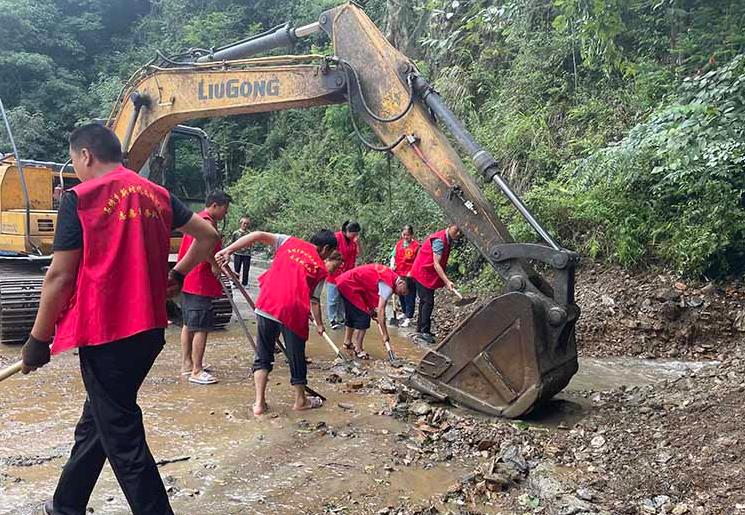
188, 371, 218, 385
295, 396, 323, 411
355, 351, 370, 360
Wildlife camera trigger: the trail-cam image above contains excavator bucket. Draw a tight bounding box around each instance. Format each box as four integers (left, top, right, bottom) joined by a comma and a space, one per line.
410, 292, 578, 418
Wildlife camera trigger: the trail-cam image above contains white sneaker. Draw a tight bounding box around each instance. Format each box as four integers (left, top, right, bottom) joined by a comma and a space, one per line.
400, 318, 411, 328
396, 312, 406, 320
189, 371, 218, 385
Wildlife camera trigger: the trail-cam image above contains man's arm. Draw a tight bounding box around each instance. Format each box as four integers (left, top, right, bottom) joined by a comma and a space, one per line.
375, 296, 390, 342
21, 249, 82, 373
170, 213, 220, 293
311, 299, 325, 336
215, 231, 278, 267
432, 253, 454, 290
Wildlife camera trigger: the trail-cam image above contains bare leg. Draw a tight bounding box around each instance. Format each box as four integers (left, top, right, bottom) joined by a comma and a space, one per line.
353, 329, 367, 353
190, 331, 208, 375
344, 326, 354, 343
291, 384, 306, 411
253, 369, 269, 415
180, 326, 193, 374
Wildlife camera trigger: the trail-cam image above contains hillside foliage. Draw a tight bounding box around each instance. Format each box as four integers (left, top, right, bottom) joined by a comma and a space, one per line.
0, 0, 743, 276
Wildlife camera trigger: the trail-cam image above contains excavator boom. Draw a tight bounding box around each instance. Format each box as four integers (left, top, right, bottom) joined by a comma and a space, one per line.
108, 2, 580, 418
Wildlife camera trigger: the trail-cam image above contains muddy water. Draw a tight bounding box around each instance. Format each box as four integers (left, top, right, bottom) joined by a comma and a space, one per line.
0, 263, 715, 514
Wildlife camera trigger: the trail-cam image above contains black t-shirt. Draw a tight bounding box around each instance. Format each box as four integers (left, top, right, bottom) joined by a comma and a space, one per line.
53, 191, 194, 251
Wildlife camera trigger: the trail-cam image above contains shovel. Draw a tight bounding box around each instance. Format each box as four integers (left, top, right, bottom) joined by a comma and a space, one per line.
220, 266, 326, 402
0, 360, 22, 383
374, 318, 403, 368
452, 288, 477, 307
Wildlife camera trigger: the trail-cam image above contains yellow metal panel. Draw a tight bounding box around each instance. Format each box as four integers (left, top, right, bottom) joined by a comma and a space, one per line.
0, 163, 54, 213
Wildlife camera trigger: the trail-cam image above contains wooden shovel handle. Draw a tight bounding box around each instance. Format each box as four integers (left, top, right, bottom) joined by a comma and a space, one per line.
0, 361, 23, 383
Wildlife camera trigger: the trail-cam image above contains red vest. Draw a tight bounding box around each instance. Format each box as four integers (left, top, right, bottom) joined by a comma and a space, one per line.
411, 229, 451, 289
327, 230, 358, 284
178, 210, 223, 298
336, 263, 398, 314
52, 166, 172, 354
255, 237, 327, 340
394, 239, 420, 275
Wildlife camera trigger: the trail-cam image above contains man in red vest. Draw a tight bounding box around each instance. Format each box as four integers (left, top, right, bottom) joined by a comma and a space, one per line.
389, 224, 420, 327
216, 230, 341, 415
20, 124, 219, 515
177, 190, 230, 385
410, 224, 463, 344
335, 263, 409, 359
326, 220, 361, 330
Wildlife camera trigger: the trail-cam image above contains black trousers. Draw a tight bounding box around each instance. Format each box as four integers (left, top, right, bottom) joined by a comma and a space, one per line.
233, 254, 251, 286
416, 280, 436, 334
53, 330, 173, 515
254, 314, 307, 385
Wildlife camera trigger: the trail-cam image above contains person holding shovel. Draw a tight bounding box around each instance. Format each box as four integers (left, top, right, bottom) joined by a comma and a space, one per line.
389, 224, 419, 327
216, 230, 341, 416
410, 224, 463, 344
20, 124, 219, 515
335, 263, 409, 359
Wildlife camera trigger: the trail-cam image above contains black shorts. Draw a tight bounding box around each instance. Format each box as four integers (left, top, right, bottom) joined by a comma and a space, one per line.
181, 292, 215, 331
342, 295, 371, 330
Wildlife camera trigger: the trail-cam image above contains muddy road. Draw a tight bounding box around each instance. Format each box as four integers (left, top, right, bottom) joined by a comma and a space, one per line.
0, 264, 740, 514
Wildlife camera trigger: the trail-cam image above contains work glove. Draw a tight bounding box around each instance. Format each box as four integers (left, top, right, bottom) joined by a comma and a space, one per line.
167, 268, 185, 298
21, 335, 51, 374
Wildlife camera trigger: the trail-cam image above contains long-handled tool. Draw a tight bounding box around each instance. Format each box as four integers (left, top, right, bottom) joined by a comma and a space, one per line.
452, 288, 477, 307
0, 360, 22, 383
374, 317, 402, 368
388, 295, 400, 326
309, 315, 352, 362
220, 267, 326, 401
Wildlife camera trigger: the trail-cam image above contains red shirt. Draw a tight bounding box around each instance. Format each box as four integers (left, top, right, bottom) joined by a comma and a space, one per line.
52, 166, 172, 354
255, 237, 328, 340
336, 264, 398, 313
178, 209, 223, 298
411, 229, 451, 290
394, 239, 420, 275
327, 231, 358, 284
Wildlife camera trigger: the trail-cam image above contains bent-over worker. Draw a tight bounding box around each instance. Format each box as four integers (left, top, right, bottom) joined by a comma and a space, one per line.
335, 263, 408, 359
410, 224, 463, 344
216, 230, 341, 415
20, 124, 219, 515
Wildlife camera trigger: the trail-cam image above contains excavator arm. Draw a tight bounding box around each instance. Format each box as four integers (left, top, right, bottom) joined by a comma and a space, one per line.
108, 2, 579, 418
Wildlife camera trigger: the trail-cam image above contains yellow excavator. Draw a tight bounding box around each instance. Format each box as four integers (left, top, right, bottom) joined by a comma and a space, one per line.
0, 124, 232, 344
14, 2, 580, 417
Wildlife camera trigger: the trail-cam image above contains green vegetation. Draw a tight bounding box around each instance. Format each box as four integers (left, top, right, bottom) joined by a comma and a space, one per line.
1, 0, 743, 276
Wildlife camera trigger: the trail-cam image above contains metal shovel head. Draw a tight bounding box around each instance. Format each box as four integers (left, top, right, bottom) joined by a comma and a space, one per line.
453, 296, 477, 307
413, 291, 578, 418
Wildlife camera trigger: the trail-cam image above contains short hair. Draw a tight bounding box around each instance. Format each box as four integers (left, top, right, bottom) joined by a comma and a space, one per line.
205, 189, 231, 207
309, 229, 337, 249
403, 224, 414, 234
69, 124, 122, 163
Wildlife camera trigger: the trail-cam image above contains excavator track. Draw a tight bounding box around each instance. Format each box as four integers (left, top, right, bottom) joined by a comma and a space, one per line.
0, 263, 45, 345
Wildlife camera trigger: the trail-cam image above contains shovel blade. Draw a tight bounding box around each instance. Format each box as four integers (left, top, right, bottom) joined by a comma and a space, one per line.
413, 291, 578, 418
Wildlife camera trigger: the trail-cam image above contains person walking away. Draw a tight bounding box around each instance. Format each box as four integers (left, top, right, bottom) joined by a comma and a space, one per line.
20, 123, 219, 515
177, 190, 230, 384
335, 263, 409, 359
389, 224, 419, 327
410, 224, 463, 344
326, 220, 361, 329
229, 216, 252, 286
216, 230, 341, 415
